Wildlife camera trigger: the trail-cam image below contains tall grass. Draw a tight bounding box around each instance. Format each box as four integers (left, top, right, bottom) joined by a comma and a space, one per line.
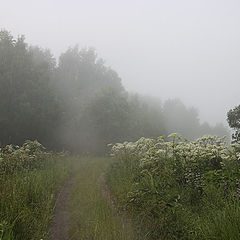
0, 141, 73, 240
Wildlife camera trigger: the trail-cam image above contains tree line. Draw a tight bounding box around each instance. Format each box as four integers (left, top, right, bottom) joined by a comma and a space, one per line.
0, 30, 231, 154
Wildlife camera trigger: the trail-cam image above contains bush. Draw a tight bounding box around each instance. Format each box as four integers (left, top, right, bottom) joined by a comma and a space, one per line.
0, 141, 72, 240
107, 134, 240, 239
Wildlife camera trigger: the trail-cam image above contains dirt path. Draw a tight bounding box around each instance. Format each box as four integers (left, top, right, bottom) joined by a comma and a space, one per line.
48, 173, 112, 240
48, 167, 134, 240
48, 178, 74, 240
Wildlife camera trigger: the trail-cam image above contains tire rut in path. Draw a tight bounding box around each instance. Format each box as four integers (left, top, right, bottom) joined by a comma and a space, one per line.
98, 173, 115, 208
49, 178, 74, 240
98, 173, 134, 235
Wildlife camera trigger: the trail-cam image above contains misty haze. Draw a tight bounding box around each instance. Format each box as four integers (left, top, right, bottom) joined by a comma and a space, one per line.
1, 1, 240, 240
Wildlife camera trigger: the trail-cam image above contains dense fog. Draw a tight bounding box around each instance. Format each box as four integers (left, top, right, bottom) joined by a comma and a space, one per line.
0, 31, 230, 153
1, 0, 240, 125
2, 3, 240, 240
1, 0, 240, 153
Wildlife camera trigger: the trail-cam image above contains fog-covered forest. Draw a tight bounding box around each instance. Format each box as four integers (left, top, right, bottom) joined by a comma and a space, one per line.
0, 30, 229, 154
2, 0, 240, 239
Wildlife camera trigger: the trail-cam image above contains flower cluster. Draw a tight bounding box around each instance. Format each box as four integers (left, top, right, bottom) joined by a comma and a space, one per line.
111, 134, 240, 204
0, 140, 52, 175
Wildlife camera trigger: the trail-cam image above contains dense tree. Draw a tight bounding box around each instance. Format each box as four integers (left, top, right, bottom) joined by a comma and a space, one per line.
127, 94, 166, 139
163, 99, 200, 139
55, 46, 123, 107
163, 98, 229, 140
227, 105, 240, 143
0, 30, 59, 147
0, 30, 230, 153
54, 46, 126, 152
80, 88, 130, 153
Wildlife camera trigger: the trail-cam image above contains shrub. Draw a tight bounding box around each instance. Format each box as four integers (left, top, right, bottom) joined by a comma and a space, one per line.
108, 134, 240, 239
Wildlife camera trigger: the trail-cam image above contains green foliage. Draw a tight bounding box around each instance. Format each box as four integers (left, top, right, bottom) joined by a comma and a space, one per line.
0, 140, 48, 174
51, 46, 128, 153
227, 105, 240, 144
0, 140, 72, 240
107, 135, 240, 239
81, 88, 130, 153
0, 30, 60, 148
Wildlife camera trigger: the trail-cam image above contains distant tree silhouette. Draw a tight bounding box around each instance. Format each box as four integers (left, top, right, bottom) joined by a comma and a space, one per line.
227, 105, 240, 144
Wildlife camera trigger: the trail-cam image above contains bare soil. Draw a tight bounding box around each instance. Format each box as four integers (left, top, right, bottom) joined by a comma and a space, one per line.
48, 178, 74, 240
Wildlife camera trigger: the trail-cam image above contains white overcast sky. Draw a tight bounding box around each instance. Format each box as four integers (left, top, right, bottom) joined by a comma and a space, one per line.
1, 0, 240, 125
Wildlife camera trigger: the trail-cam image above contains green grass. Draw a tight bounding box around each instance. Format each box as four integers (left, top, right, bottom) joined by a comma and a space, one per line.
0, 155, 73, 240
69, 157, 137, 240
106, 157, 161, 240
194, 199, 240, 240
